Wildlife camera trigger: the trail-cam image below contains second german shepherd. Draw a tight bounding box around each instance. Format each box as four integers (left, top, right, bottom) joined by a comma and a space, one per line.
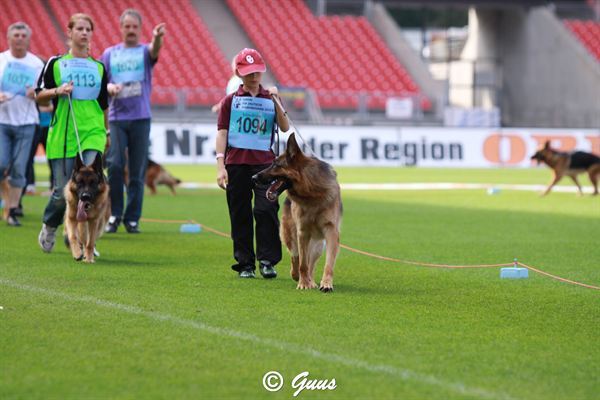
145, 159, 181, 195
253, 133, 342, 292
64, 153, 111, 263
531, 140, 600, 196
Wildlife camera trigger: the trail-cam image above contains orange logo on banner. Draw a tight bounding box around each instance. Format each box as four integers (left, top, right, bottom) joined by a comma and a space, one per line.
530, 135, 577, 151
483, 134, 526, 165
585, 135, 600, 155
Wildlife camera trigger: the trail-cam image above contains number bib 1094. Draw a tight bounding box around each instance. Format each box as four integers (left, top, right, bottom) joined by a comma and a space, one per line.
228, 96, 275, 151
110, 47, 144, 84
1, 61, 37, 95
59, 58, 101, 100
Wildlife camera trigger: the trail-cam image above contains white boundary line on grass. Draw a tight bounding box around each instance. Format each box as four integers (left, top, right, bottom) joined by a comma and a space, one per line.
1, 279, 515, 400
31, 181, 593, 193
176, 182, 595, 193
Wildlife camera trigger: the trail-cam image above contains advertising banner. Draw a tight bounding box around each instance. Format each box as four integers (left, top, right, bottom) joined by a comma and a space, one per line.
148, 123, 599, 168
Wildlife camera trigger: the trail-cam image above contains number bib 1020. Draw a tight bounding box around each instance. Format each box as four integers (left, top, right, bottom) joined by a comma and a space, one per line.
228, 96, 275, 151
58, 58, 101, 100
1, 61, 37, 95
110, 47, 144, 84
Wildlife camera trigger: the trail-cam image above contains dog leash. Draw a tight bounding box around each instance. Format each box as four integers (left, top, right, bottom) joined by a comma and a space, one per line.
66, 92, 84, 162
271, 94, 319, 159
138, 217, 600, 291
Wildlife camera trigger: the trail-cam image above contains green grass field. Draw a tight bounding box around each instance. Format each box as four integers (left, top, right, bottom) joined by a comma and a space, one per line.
1, 165, 599, 400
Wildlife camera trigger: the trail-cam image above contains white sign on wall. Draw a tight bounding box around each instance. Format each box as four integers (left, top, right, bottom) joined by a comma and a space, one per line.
149, 123, 599, 168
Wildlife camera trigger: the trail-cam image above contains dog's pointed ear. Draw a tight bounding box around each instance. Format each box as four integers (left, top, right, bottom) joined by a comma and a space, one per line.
286, 133, 302, 160
544, 140, 550, 149
73, 155, 84, 175
92, 152, 104, 173
92, 153, 106, 181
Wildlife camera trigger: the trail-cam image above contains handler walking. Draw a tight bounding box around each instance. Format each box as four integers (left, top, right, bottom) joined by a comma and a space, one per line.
216, 48, 289, 278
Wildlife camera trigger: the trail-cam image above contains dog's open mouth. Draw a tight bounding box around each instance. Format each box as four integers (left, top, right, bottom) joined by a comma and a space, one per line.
77, 200, 92, 222
266, 179, 289, 202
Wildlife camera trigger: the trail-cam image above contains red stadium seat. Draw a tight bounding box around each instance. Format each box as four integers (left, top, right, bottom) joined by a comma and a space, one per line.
226, 0, 428, 110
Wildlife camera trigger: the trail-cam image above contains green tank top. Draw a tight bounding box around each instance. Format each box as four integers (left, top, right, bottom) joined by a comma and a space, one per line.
46, 54, 107, 160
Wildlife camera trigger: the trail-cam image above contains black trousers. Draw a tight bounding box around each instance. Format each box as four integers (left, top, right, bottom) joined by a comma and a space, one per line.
226, 164, 282, 271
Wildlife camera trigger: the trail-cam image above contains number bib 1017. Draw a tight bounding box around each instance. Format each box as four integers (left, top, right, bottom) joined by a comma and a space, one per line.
228, 96, 275, 151
59, 58, 101, 100
1, 61, 37, 95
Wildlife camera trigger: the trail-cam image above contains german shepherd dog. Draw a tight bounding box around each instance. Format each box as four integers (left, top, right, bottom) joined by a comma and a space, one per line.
145, 159, 181, 195
123, 158, 181, 195
252, 133, 342, 292
64, 153, 110, 263
531, 141, 600, 196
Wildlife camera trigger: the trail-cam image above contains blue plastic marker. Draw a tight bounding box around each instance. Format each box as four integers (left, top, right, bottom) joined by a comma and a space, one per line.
500, 258, 529, 279
180, 223, 202, 233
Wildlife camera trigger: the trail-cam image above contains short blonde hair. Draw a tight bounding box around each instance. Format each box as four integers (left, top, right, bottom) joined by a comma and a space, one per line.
68, 13, 94, 31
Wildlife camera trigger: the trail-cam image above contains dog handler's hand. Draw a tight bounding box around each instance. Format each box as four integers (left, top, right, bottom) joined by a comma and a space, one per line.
25, 86, 36, 99
107, 83, 123, 97
217, 166, 228, 190
57, 82, 74, 96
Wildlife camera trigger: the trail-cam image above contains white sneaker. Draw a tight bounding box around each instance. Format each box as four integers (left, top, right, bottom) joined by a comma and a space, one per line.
38, 224, 57, 253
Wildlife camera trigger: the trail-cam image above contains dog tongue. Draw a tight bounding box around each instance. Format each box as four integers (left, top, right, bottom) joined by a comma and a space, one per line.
77, 200, 88, 221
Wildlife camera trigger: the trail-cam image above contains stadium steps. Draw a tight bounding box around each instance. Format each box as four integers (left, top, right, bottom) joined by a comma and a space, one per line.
369, 2, 442, 114
189, 0, 277, 87
40, 0, 68, 58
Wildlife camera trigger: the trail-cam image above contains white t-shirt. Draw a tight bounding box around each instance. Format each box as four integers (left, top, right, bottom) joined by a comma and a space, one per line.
0, 50, 44, 125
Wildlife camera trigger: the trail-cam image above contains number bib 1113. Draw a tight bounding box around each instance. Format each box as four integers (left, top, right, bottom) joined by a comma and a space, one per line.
59, 58, 101, 100
228, 96, 275, 151
1, 61, 37, 95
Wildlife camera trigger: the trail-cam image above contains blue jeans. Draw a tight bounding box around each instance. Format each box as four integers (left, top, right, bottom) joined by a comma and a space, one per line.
0, 123, 36, 188
106, 118, 151, 223
42, 150, 99, 228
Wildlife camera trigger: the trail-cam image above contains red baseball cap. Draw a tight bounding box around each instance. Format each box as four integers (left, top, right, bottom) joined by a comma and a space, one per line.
235, 48, 266, 76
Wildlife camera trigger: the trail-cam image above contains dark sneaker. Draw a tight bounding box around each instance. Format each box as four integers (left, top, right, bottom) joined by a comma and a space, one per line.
105, 216, 121, 233
7, 208, 21, 226
38, 223, 57, 252
13, 206, 24, 217
124, 220, 140, 234
259, 262, 277, 279
239, 269, 256, 278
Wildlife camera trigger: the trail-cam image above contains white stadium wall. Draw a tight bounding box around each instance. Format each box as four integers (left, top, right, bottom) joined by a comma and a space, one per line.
149, 123, 599, 168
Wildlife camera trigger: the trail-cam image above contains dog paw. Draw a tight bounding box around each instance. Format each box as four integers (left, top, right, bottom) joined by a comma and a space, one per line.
297, 280, 317, 290
290, 269, 300, 282
319, 282, 334, 292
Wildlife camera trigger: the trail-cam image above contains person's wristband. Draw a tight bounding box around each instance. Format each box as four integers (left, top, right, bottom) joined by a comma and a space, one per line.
106, 130, 110, 136
54, 88, 58, 97
216, 153, 225, 160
